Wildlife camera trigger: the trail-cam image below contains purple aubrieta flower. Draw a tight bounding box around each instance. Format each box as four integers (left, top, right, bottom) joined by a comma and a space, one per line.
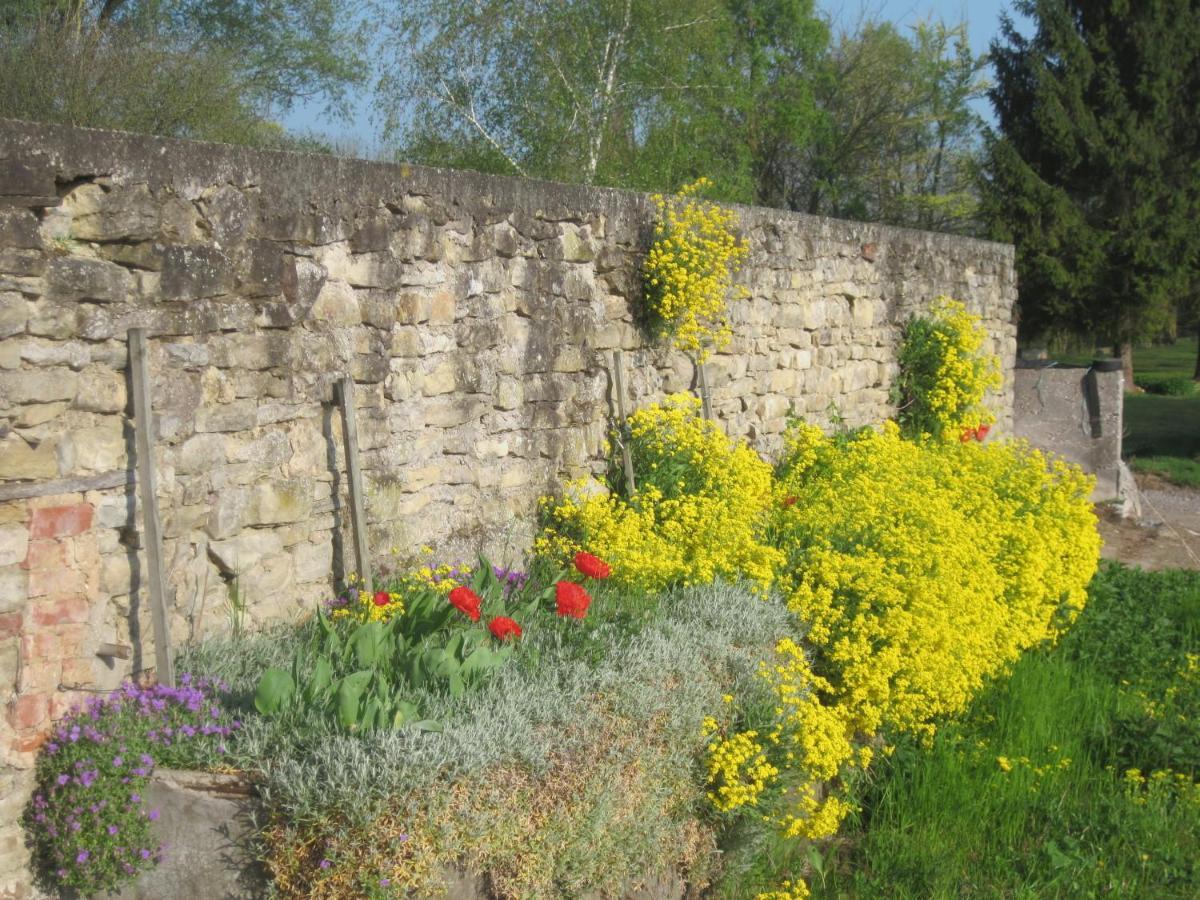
147, 809, 159, 821
56, 774, 70, 786
319, 859, 331, 869
108, 825, 120, 836
76, 850, 89, 864
112, 756, 123, 767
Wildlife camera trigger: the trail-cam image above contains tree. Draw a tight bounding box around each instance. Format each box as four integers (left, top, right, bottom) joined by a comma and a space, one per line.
0, 1, 367, 145
374, 0, 828, 203
982, 0, 1200, 385
790, 20, 988, 232
375, 2, 985, 230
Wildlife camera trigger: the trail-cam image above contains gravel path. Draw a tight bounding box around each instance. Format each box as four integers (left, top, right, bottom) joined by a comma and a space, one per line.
1098, 474, 1200, 571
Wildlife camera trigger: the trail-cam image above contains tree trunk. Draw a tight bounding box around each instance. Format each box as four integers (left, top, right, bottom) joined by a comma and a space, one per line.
1120, 340, 1136, 392
1194, 323, 1200, 381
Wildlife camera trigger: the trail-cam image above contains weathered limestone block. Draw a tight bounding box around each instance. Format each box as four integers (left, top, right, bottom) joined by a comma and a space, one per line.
1, 368, 78, 405
0, 248, 45, 277
46, 256, 132, 303
194, 400, 256, 433
248, 480, 313, 526
310, 279, 361, 324
0, 291, 27, 337
0, 209, 42, 250
209, 530, 285, 573
64, 182, 160, 242
200, 184, 251, 246
424, 395, 488, 428
206, 487, 249, 540
161, 245, 234, 301
57, 422, 126, 473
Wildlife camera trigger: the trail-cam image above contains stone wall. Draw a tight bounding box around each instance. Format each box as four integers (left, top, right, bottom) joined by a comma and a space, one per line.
0, 119, 1016, 895
1013, 361, 1124, 500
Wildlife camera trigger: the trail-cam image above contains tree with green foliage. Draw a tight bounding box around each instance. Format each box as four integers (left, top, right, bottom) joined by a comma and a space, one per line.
0, 0, 367, 146
375, 0, 829, 204
791, 20, 988, 232
982, 0, 1200, 385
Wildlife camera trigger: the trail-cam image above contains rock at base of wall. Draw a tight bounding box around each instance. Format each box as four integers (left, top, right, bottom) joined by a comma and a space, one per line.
104, 770, 267, 900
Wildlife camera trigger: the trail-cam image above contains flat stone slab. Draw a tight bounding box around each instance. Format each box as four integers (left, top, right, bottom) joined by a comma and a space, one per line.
104, 770, 267, 900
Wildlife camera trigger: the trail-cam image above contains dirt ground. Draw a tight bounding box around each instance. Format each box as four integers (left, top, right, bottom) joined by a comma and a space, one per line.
1097, 473, 1200, 571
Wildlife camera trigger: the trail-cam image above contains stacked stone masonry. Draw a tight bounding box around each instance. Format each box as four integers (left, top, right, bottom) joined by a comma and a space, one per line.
0, 119, 1017, 895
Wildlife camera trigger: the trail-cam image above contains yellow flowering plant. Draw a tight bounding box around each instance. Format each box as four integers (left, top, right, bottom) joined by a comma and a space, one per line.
894, 297, 1002, 441
709, 421, 1100, 850
642, 178, 748, 360
536, 394, 781, 593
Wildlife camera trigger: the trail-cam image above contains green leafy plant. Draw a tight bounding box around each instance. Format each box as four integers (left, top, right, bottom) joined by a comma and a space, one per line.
255, 609, 508, 732
1139, 374, 1197, 396
252, 556, 589, 732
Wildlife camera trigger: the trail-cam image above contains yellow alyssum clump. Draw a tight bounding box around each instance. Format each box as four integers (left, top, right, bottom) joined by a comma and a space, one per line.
643, 178, 748, 360
536, 394, 781, 593
330, 589, 405, 623
704, 728, 779, 812
708, 418, 1099, 846
896, 297, 1002, 440
757, 879, 811, 900
776, 421, 1098, 736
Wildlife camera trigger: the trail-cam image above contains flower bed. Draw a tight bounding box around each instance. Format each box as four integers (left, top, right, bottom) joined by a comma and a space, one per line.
25, 302, 1100, 898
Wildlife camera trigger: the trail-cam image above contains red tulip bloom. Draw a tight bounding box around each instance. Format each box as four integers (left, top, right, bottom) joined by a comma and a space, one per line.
448, 585, 482, 622
781, 495, 798, 509
573, 551, 611, 580
555, 581, 591, 619
488, 616, 522, 641
373, 590, 390, 607
960, 427, 977, 443
975, 424, 991, 442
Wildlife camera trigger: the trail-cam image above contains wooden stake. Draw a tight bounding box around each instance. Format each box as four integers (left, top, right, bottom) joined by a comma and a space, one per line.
337, 377, 372, 592
612, 351, 636, 495
697, 357, 713, 421
128, 328, 174, 687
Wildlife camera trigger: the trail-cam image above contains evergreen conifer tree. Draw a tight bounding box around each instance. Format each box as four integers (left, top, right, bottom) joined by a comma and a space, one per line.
982, 0, 1200, 384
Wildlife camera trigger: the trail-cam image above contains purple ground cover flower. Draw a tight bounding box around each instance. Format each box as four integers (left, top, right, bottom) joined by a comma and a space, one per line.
25, 674, 239, 895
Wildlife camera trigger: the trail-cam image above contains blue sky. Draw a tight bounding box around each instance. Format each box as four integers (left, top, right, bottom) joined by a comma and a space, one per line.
280, 0, 1029, 149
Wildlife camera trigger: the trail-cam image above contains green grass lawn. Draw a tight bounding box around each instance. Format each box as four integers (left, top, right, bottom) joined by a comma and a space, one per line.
814, 563, 1200, 899
1053, 339, 1200, 487
1123, 340, 1200, 487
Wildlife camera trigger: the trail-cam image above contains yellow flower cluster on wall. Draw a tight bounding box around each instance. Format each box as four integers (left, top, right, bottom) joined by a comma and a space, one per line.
536, 394, 781, 593
643, 178, 748, 360
895, 297, 1002, 440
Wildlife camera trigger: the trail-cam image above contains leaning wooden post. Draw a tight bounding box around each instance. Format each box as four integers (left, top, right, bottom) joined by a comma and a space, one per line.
697, 356, 713, 422
337, 377, 372, 592
128, 328, 174, 687
612, 350, 636, 495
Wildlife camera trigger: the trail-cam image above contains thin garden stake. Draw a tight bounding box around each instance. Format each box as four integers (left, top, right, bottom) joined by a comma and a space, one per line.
612, 350, 636, 495
337, 376, 373, 592
128, 328, 174, 687
697, 357, 713, 421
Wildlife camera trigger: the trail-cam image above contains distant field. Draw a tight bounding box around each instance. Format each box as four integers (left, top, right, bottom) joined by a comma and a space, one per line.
1123, 341, 1200, 487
